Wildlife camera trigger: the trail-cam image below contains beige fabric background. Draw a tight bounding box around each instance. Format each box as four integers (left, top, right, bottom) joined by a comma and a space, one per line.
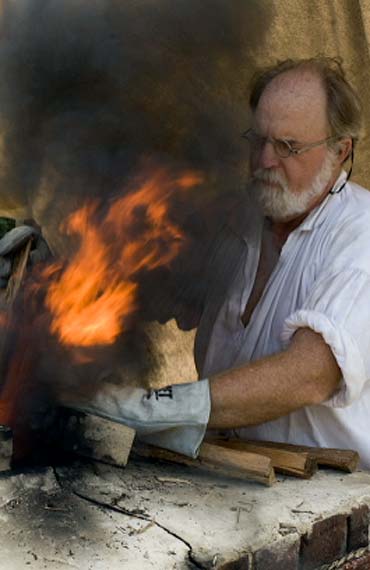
0, 1, 369, 228
242, 0, 370, 185
0, 1, 369, 388
148, 0, 370, 385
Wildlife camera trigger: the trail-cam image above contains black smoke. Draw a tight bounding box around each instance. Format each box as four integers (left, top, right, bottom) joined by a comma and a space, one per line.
0, 0, 269, 239
0, 1, 273, 460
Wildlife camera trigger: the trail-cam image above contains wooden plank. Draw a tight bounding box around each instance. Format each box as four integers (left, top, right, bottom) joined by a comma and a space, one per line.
245, 440, 359, 473
60, 409, 136, 467
134, 441, 275, 486
207, 438, 317, 479
199, 442, 276, 485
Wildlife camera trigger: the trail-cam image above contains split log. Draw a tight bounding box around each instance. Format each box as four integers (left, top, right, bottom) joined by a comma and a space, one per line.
232, 440, 359, 473
0, 425, 12, 472
134, 441, 276, 486
206, 437, 317, 479
59, 409, 136, 467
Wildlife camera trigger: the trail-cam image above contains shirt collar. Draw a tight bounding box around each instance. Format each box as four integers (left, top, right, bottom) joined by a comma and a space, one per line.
298, 170, 348, 232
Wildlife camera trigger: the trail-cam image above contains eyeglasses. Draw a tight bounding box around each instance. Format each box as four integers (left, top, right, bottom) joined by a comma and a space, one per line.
242, 128, 339, 158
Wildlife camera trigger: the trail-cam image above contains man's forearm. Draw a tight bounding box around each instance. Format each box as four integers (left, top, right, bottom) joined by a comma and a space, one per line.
207, 328, 341, 429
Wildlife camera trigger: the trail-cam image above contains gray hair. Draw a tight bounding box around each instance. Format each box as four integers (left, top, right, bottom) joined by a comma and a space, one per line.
249, 57, 363, 146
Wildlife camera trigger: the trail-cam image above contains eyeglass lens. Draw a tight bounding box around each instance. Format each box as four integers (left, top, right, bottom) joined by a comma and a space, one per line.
244, 131, 291, 158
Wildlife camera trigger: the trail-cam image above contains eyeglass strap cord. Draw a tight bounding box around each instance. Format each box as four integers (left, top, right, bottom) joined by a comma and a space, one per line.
329, 147, 354, 195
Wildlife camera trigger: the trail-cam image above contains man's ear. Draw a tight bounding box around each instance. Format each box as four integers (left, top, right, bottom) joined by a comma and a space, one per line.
336, 137, 353, 164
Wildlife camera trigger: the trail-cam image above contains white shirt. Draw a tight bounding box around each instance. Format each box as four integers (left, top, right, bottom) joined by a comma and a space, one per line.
195, 172, 370, 467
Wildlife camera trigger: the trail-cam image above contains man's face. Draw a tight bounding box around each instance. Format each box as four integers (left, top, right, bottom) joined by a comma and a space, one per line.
250, 70, 341, 222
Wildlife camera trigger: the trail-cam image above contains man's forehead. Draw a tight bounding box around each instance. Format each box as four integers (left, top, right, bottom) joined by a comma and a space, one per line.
254, 70, 329, 136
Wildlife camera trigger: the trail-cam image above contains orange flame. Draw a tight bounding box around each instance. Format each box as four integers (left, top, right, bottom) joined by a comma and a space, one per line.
44, 166, 202, 347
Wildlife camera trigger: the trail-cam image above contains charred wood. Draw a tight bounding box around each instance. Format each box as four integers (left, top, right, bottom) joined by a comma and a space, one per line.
134, 441, 276, 486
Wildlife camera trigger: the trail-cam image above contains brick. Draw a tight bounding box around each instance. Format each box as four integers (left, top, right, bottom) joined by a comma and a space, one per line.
0, 425, 12, 472
340, 551, 370, 569
347, 505, 369, 552
219, 555, 250, 569
254, 537, 300, 570
300, 514, 347, 570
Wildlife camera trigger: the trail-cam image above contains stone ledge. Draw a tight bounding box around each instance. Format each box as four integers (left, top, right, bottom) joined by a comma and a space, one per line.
2, 461, 370, 569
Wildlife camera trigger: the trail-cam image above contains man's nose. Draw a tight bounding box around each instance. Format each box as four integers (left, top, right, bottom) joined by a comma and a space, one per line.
256, 140, 280, 169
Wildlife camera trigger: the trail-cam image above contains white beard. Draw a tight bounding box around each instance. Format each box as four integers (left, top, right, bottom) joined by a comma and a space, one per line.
252, 152, 337, 222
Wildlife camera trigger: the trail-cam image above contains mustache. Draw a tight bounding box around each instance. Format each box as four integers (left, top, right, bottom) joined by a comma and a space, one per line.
252, 168, 287, 188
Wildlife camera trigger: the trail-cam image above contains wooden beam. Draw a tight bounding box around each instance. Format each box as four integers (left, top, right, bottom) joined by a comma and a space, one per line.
134, 441, 276, 486
59, 409, 136, 467
216, 439, 359, 473
207, 438, 317, 479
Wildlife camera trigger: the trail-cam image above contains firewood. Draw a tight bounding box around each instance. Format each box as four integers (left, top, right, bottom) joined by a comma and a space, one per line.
134, 441, 275, 486
59, 409, 136, 467
244, 440, 359, 473
0, 425, 12, 472
5, 238, 33, 305
206, 438, 317, 479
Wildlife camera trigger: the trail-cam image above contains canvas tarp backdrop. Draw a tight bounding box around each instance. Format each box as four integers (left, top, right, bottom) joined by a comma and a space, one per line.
0, 0, 368, 246
0, 0, 369, 390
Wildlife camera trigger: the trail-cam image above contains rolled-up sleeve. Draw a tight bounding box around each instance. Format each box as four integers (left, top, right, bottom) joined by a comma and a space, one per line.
281, 268, 370, 407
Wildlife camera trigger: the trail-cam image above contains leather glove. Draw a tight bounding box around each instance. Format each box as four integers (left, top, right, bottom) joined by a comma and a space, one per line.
0, 224, 52, 287
64, 379, 211, 459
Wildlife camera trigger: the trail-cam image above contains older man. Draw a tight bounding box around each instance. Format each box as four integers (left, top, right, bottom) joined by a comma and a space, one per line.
195, 57, 367, 446
70, 58, 370, 468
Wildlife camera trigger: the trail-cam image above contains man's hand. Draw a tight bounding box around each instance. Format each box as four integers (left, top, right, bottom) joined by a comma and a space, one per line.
62, 379, 211, 458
